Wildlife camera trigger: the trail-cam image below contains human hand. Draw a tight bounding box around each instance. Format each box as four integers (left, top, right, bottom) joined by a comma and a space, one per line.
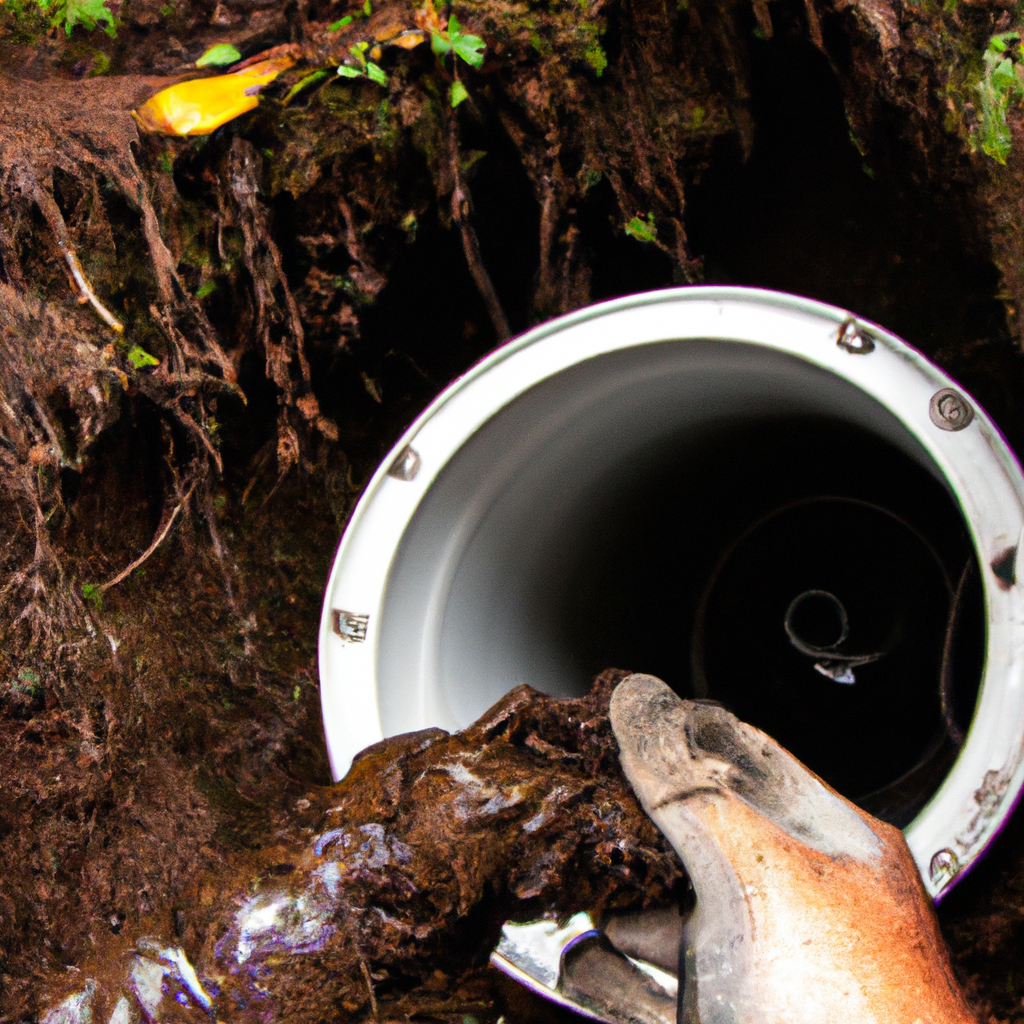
609, 673, 977, 1024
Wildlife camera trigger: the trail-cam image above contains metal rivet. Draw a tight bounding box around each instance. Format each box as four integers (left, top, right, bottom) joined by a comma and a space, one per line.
929, 388, 974, 432
929, 847, 959, 883
388, 445, 420, 481
991, 545, 1017, 589
836, 319, 875, 354
332, 609, 369, 643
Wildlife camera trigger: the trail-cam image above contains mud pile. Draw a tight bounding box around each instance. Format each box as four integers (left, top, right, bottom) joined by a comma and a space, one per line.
36, 670, 685, 1022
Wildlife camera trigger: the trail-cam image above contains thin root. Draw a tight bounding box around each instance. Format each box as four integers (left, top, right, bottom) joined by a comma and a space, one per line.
59, 241, 124, 334
360, 960, 379, 1019
449, 123, 511, 341
95, 481, 196, 595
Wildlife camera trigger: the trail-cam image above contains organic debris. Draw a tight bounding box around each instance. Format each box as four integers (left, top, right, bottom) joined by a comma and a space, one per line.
133, 46, 300, 136
34, 671, 685, 1022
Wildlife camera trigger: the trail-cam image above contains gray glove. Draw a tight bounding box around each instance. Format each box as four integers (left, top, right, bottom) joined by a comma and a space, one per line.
609, 673, 977, 1024
494, 672, 978, 1024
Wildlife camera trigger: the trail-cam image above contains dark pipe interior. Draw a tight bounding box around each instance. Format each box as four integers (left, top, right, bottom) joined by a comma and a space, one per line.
546, 417, 984, 824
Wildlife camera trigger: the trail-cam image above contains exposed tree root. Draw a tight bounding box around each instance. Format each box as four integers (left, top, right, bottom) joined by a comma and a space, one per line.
449, 122, 511, 340
93, 479, 197, 596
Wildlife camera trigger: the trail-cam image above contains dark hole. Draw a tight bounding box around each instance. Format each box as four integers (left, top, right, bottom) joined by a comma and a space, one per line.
693, 497, 957, 805
547, 416, 984, 825
685, 19, 1007, 358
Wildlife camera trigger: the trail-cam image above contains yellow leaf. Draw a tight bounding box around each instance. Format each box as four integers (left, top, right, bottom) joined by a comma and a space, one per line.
390, 29, 427, 49
133, 52, 297, 136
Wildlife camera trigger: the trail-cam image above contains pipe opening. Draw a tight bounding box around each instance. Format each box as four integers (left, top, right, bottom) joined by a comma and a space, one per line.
377, 339, 984, 826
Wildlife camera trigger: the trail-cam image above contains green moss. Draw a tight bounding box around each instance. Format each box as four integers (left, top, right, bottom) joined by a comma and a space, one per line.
0, 0, 48, 42
975, 32, 1023, 163
625, 212, 658, 242
584, 42, 607, 75
573, 21, 607, 75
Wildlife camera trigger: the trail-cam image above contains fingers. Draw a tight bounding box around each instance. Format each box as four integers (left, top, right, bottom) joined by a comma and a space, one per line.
609, 674, 882, 861
602, 906, 685, 975
560, 939, 677, 1024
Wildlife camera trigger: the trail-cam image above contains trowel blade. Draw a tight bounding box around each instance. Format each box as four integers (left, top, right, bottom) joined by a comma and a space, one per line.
490, 914, 679, 1024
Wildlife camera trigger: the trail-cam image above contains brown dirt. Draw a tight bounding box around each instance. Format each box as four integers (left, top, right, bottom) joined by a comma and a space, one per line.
5, 0, 1024, 1018
32, 671, 686, 1022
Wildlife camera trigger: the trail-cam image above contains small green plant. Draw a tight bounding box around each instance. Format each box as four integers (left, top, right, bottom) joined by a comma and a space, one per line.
424, 5, 486, 107
195, 43, 241, 67
11, 668, 40, 699
976, 31, 1024, 164
337, 41, 388, 85
126, 345, 160, 369
81, 582, 102, 609
285, 69, 331, 104
195, 281, 218, 300
328, 1, 370, 30
37, 0, 116, 36
429, 12, 486, 68
428, 9, 483, 107
625, 212, 658, 243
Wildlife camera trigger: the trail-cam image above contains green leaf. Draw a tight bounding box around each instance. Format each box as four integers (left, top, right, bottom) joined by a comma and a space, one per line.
449, 15, 485, 67
449, 78, 469, 107
127, 345, 160, 369
363, 0, 371, 14
45, 0, 117, 36
989, 31, 1020, 53
365, 62, 388, 85
196, 43, 241, 67
624, 213, 658, 243
195, 281, 217, 299
284, 68, 330, 103
337, 64, 364, 77
81, 583, 102, 609
328, 14, 353, 29
430, 30, 452, 57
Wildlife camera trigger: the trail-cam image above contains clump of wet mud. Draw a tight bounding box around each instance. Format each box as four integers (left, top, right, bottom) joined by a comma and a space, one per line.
34, 670, 684, 1023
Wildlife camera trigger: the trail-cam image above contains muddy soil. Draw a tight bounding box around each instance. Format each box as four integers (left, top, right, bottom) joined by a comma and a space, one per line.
4, 0, 1024, 1017
33, 671, 688, 1022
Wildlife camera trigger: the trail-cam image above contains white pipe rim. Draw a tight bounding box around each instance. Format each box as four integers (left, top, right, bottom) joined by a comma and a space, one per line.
318, 286, 1024, 899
